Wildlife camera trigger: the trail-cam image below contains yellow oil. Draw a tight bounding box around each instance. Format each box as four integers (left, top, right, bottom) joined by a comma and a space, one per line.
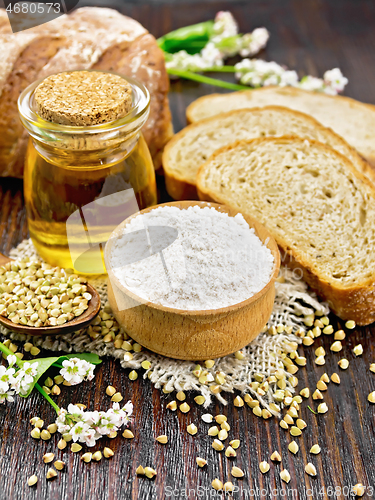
24, 134, 157, 274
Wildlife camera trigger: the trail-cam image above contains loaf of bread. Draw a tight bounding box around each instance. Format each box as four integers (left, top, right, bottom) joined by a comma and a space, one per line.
186, 87, 375, 167
163, 106, 374, 200
0, 7, 173, 177
197, 137, 375, 325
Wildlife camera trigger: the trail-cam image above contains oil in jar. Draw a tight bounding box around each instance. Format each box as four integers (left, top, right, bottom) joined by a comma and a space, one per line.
24, 134, 157, 274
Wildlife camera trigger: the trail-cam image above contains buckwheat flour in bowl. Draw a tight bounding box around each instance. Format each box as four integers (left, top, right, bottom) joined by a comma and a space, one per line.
105, 201, 280, 359
108, 204, 274, 310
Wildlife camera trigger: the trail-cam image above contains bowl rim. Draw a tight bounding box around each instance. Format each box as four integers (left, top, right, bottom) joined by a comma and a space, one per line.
104, 201, 281, 316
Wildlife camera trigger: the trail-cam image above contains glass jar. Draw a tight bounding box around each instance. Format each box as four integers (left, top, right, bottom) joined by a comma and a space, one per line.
18, 72, 157, 275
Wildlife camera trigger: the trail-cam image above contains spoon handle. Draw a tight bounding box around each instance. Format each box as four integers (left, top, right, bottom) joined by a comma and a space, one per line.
0, 253, 13, 266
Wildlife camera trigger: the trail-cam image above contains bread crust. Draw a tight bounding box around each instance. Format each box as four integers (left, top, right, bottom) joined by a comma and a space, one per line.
93, 32, 172, 163
186, 86, 375, 167
164, 173, 200, 201
163, 105, 375, 201
196, 136, 375, 325
187, 86, 375, 124
0, 35, 63, 177
0, 7, 172, 177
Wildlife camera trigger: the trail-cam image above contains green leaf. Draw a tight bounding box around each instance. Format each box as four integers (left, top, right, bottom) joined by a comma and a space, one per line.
19, 356, 61, 398
157, 21, 214, 54
19, 352, 102, 398
60, 353, 102, 365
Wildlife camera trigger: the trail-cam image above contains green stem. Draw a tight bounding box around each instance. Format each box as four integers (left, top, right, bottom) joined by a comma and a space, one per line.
167, 69, 248, 91
0, 342, 12, 357
203, 66, 237, 72
308, 405, 318, 415
35, 383, 60, 414
52, 363, 64, 369
0, 341, 23, 368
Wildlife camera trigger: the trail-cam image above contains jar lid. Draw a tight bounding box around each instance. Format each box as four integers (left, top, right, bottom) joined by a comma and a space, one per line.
34, 71, 133, 126
18, 71, 150, 153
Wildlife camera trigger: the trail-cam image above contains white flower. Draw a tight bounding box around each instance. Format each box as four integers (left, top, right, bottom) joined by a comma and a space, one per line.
240, 28, 269, 57
279, 70, 299, 87
0, 391, 14, 404
166, 13, 269, 73
201, 43, 224, 67
71, 421, 91, 442
298, 75, 324, 92
0, 380, 9, 393
95, 419, 111, 436
103, 411, 118, 426
0, 365, 16, 404
163, 10, 347, 96
323, 68, 348, 93
212, 11, 238, 41
10, 377, 21, 394
60, 358, 96, 386
83, 410, 101, 426
80, 427, 97, 447
0, 365, 15, 384
86, 364, 95, 381
55, 402, 133, 447
67, 403, 85, 419
166, 47, 224, 73
56, 408, 70, 434
19, 362, 38, 384
235, 59, 284, 86
57, 408, 67, 420
10, 361, 38, 395
123, 401, 133, 416
61, 360, 83, 384
263, 74, 280, 86
6, 355, 17, 368
234, 58, 347, 95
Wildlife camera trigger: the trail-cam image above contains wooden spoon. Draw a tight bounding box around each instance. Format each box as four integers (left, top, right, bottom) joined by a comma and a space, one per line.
0, 253, 101, 336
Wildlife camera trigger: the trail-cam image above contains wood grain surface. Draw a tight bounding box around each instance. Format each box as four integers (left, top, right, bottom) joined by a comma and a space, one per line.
1, 1, 375, 499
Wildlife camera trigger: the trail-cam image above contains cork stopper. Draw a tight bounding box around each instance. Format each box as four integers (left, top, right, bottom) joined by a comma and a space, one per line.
34, 71, 133, 126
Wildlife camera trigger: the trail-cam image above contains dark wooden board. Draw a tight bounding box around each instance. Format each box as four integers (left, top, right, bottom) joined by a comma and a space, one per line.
1, 1, 375, 498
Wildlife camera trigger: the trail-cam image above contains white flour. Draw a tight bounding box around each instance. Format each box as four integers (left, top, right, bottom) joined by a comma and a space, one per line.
110, 205, 274, 310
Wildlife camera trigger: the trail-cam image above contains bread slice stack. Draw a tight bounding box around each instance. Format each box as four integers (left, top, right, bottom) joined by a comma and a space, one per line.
196, 137, 375, 325
186, 86, 375, 167
163, 106, 374, 200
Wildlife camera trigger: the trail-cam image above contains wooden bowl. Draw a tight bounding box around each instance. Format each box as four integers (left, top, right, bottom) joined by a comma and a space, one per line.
104, 201, 280, 360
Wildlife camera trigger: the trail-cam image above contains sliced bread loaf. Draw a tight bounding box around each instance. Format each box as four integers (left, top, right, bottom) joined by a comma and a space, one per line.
197, 136, 375, 325
163, 106, 374, 200
186, 87, 375, 167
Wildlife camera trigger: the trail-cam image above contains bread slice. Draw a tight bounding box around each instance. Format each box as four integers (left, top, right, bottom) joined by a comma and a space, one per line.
163, 106, 374, 200
186, 87, 375, 167
197, 136, 375, 325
